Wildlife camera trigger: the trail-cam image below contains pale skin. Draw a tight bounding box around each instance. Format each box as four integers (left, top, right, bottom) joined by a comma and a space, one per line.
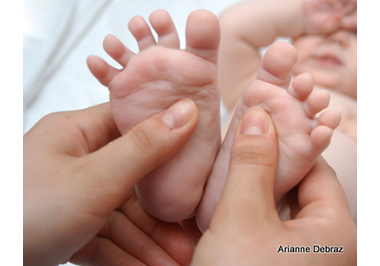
88, 9, 340, 228
204, 0, 357, 227
192, 107, 357, 266
196, 41, 341, 231
23, 4, 357, 264
23, 101, 199, 266
23, 102, 356, 265
88, 10, 221, 222
218, 0, 357, 113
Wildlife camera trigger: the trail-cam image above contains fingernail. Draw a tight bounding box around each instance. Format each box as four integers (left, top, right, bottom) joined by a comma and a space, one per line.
161, 98, 196, 129
240, 107, 269, 135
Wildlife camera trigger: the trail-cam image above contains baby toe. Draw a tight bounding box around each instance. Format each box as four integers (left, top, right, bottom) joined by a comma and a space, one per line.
318, 109, 342, 130
87, 55, 119, 87
310, 125, 333, 154
257, 42, 297, 89
150, 10, 180, 49
103, 34, 135, 67
306, 89, 330, 116
289, 72, 314, 101
185, 10, 220, 64
129, 15, 156, 51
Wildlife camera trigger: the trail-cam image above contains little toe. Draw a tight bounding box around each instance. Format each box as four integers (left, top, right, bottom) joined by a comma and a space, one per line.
306, 89, 330, 116
87, 55, 119, 87
128, 15, 156, 51
103, 34, 135, 67
185, 10, 220, 64
318, 110, 341, 130
149, 10, 180, 49
289, 72, 314, 101
257, 41, 298, 89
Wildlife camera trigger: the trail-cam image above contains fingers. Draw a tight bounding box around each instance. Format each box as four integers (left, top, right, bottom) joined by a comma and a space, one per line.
70, 237, 146, 266
72, 102, 121, 153
75, 98, 199, 215
337, 0, 356, 30
24, 102, 120, 155
210, 107, 280, 229
99, 211, 182, 266
341, 10, 357, 30
295, 157, 353, 220
71, 195, 194, 266
119, 194, 194, 265
179, 217, 203, 247
340, 0, 357, 30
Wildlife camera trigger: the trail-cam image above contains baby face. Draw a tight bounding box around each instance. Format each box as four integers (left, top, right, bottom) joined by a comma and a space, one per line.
292, 30, 357, 99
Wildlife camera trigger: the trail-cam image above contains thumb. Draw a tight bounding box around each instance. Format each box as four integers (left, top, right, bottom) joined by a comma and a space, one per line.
77, 98, 199, 213
211, 107, 279, 229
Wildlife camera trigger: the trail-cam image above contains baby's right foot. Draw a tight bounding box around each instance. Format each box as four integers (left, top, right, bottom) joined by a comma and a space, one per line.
197, 41, 341, 231
87, 10, 221, 222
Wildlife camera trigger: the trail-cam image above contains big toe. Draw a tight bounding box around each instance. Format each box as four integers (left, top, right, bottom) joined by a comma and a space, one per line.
257, 41, 298, 88
185, 10, 220, 63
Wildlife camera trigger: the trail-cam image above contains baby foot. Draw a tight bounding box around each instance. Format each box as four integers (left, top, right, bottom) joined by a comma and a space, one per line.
87, 10, 221, 222
197, 41, 341, 231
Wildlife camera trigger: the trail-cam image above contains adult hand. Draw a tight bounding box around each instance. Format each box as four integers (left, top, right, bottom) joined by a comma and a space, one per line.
303, 0, 357, 34
24, 99, 198, 266
192, 107, 356, 265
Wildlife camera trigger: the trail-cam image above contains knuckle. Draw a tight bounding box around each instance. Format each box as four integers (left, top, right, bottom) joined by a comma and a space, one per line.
129, 125, 157, 152
39, 112, 62, 124
230, 144, 276, 168
41, 110, 77, 126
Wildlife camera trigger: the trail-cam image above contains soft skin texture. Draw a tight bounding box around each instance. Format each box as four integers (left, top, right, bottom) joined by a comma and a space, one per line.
24, 100, 198, 266
192, 107, 357, 266
212, 0, 357, 224
218, 0, 357, 112
196, 41, 341, 231
217, 0, 357, 141
87, 10, 221, 222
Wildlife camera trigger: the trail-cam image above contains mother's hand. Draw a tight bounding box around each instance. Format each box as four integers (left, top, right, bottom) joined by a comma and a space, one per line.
192, 107, 356, 265
24, 99, 198, 266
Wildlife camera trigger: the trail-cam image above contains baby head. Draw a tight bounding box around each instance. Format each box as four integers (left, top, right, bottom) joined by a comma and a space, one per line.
291, 29, 357, 99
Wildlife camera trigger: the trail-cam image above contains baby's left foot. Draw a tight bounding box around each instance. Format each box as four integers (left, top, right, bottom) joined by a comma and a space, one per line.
197, 41, 341, 231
